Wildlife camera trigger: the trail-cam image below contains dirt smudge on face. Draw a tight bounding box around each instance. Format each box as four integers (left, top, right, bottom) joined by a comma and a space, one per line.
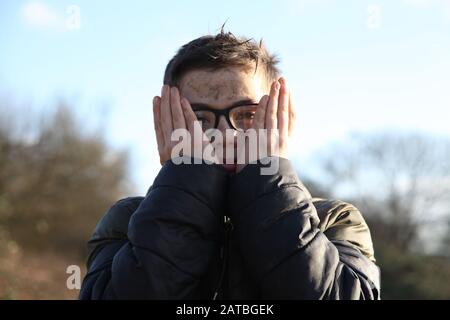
178, 67, 261, 108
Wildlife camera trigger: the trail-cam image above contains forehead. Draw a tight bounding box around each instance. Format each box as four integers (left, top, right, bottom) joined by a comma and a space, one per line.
178, 67, 267, 109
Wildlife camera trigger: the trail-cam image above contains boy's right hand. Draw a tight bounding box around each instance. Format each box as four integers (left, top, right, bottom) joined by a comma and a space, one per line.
153, 85, 216, 165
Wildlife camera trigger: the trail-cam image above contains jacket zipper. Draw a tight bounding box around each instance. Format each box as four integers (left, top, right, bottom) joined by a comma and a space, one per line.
212, 215, 232, 300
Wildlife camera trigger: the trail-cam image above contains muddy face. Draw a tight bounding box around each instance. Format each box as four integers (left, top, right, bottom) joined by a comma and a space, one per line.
178, 67, 268, 113
178, 67, 270, 171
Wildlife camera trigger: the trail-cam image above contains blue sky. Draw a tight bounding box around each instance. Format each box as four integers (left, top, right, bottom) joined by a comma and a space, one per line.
1, 0, 450, 194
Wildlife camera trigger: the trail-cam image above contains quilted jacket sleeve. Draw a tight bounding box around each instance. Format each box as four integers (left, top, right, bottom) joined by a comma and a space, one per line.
79, 159, 228, 299
228, 157, 381, 300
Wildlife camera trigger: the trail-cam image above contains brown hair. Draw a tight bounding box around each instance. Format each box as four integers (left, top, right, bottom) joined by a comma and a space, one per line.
163, 28, 280, 88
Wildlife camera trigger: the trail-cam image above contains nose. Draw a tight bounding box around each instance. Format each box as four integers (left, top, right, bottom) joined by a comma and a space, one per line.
214, 116, 237, 162
216, 115, 231, 132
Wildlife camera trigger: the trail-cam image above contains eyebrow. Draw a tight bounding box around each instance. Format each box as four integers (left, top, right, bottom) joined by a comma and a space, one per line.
190, 99, 258, 111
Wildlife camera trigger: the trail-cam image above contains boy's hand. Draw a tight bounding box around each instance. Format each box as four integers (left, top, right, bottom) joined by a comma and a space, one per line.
153, 85, 214, 165
236, 77, 296, 173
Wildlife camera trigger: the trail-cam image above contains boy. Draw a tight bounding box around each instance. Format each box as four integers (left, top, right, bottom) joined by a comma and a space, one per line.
80, 30, 380, 300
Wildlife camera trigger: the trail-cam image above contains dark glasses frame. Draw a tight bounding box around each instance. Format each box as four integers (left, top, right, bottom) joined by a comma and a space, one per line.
191, 100, 260, 130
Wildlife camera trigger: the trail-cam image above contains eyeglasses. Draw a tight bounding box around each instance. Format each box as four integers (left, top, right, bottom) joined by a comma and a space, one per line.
192, 101, 259, 131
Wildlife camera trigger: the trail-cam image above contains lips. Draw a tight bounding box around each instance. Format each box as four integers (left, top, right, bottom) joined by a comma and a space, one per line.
216, 145, 237, 172
221, 163, 237, 173
222, 151, 237, 173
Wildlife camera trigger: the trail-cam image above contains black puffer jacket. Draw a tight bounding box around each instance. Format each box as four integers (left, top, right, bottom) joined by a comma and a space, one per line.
80, 158, 380, 299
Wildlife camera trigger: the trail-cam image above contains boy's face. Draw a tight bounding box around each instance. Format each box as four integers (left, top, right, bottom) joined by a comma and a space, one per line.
178, 67, 269, 171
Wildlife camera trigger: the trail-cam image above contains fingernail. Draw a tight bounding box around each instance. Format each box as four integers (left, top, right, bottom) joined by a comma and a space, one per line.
161, 85, 166, 96
275, 82, 280, 90
279, 77, 286, 85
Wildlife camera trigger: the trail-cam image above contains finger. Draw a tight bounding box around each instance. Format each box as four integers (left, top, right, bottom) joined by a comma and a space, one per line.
277, 77, 289, 138
153, 96, 166, 165
160, 85, 173, 144
288, 90, 296, 137
180, 96, 198, 134
265, 81, 280, 130
153, 96, 164, 152
170, 87, 186, 130
253, 95, 268, 130
181, 97, 207, 159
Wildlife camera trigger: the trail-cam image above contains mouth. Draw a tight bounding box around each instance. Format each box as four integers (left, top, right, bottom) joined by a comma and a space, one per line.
214, 142, 238, 172
221, 163, 237, 173
221, 152, 237, 173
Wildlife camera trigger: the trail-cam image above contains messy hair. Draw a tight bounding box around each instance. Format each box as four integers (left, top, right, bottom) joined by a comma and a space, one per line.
163, 27, 280, 87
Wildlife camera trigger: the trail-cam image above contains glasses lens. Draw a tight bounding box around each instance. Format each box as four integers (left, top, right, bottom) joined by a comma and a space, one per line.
194, 110, 216, 131
230, 105, 258, 130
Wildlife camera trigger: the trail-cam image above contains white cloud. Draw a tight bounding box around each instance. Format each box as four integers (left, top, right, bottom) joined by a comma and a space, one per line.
21, 1, 64, 30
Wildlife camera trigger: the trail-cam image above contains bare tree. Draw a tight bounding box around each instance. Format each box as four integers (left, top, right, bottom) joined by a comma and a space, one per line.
310, 130, 450, 253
